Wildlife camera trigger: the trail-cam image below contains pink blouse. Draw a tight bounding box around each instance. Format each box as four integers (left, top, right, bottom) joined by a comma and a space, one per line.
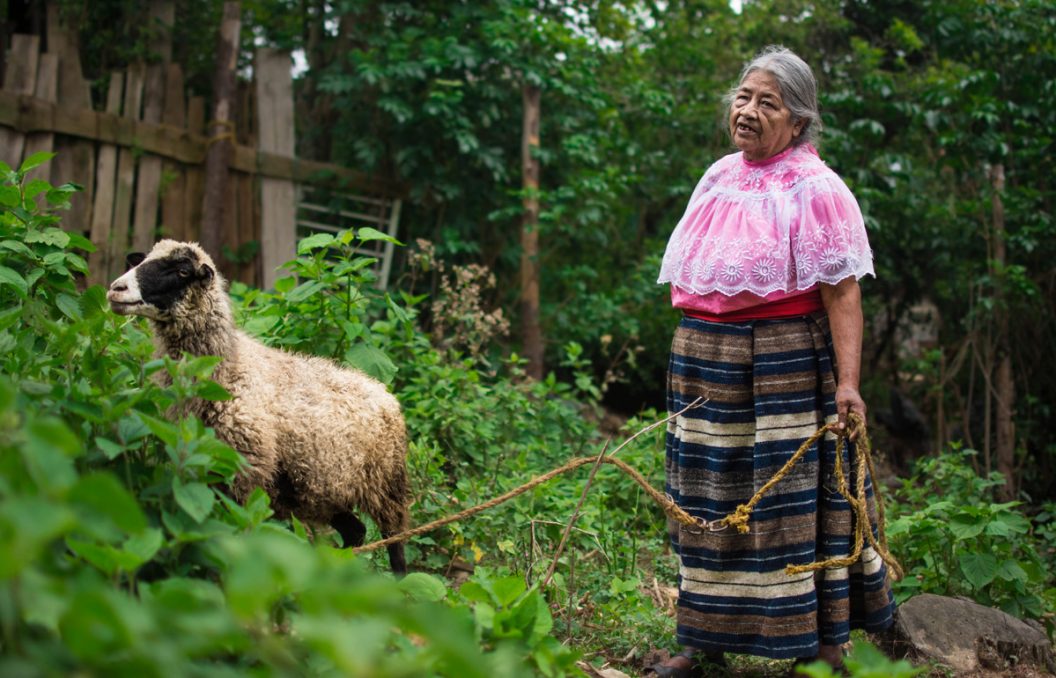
658, 143, 874, 315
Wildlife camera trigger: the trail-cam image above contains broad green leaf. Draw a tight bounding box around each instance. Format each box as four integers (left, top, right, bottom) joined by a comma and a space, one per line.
243, 314, 280, 336
959, 552, 999, 589
69, 472, 147, 534
273, 275, 296, 293
123, 528, 164, 565
458, 580, 492, 605
66, 538, 126, 574
357, 226, 403, 245
181, 355, 222, 378
64, 231, 96, 252
0, 184, 19, 207
24, 227, 70, 247
173, 479, 215, 524
0, 239, 33, 257
985, 511, 1031, 536
19, 151, 56, 173
56, 293, 83, 321
399, 572, 448, 602
197, 380, 233, 401
297, 232, 335, 254
94, 437, 127, 460
995, 559, 1028, 583
0, 498, 76, 578
285, 280, 326, 302
0, 265, 28, 295
137, 412, 178, 447
491, 576, 526, 607
19, 567, 69, 632
344, 343, 397, 385
24, 178, 51, 200
22, 418, 79, 492
948, 514, 986, 540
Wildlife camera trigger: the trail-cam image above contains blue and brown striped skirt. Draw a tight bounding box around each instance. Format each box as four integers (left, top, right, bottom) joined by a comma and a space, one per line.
665, 313, 894, 659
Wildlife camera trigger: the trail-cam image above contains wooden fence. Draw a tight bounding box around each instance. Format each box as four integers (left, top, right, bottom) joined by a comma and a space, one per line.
0, 6, 400, 290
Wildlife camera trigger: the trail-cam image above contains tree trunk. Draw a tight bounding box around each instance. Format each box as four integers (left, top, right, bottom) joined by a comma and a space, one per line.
520, 83, 544, 380
199, 1, 241, 262
991, 163, 1016, 500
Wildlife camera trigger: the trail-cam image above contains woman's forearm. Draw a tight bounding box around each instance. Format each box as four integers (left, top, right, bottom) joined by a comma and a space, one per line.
819, 278, 863, 390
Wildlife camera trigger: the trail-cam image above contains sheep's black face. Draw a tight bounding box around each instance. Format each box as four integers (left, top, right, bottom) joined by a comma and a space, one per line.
108, 245, 214, 320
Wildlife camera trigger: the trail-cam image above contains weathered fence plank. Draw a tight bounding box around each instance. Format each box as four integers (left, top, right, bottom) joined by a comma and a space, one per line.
0, 34, 40, 170
256, 48, 296, 288
184, 96, 206, 242
132, 64, 165, 251
110, 63, 145, 281
22, 51, 57, 182
0, 90, 391, 192
88, 72, 124, 286
160, 63, 186, 241
48, 4, 95, 235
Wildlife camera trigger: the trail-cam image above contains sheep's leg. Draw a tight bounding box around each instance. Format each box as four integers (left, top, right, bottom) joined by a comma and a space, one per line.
383, 536, 407, 577
331, 512, 367, 548
376, 505, 408, 577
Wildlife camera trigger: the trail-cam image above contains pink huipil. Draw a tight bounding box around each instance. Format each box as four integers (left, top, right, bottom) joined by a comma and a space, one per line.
657, 143, 874, 317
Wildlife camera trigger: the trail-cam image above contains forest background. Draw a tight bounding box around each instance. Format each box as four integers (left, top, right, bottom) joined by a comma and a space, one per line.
1, 0, 1055, 676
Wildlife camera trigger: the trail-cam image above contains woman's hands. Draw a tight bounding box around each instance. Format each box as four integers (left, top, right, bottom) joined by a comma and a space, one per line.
835, 384, 867, 441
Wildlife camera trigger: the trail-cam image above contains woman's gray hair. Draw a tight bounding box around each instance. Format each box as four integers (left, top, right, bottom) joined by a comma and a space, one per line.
725, 45, 822, 147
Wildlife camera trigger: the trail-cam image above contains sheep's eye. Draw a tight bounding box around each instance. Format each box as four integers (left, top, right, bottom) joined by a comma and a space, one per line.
178, 268, 192, 278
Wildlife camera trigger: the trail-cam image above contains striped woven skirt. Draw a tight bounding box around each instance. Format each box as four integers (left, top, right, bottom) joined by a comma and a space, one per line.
665, 313, 894, 659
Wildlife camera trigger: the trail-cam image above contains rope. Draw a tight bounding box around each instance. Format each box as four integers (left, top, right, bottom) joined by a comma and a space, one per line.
352, 454, 708, 554
723, 413, 904, 580
352, 409, 904, 582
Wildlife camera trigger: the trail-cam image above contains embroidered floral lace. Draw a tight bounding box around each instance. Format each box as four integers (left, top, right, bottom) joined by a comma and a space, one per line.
657, 143, 874, 298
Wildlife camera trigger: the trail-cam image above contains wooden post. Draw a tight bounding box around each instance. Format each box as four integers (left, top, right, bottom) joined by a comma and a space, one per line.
255, 47, 296, 288
0, 34, 40, 170
132, 64, 166, 251
88, 72, 125, 286
991, 163, 1016, 500
199, 1, 241, 262
520, 83, 544, 380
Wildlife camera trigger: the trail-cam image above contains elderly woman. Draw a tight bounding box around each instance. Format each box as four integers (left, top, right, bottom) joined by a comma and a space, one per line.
651, 46, 895, 676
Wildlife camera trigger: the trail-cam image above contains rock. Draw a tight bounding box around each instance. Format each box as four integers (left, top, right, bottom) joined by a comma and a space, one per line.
880, 593, 1055, 674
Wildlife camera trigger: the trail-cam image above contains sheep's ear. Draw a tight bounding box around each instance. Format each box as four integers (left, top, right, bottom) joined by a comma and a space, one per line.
125, 252, 146, 269
197, 263, 214, 282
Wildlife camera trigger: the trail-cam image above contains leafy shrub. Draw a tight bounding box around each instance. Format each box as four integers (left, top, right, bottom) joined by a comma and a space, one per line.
0, 157, 581, 676
888, 446, 1056, 628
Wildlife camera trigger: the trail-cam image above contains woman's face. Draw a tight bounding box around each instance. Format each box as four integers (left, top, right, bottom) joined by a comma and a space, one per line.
729, 70, 803, 162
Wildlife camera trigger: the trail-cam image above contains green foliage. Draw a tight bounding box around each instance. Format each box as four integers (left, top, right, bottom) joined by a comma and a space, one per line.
0, 162, 582, 676
888, 448, 1056, 629
231, 228, 403, 384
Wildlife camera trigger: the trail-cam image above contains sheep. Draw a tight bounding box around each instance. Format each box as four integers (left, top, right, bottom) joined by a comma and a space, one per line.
107, 239, 409, 575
